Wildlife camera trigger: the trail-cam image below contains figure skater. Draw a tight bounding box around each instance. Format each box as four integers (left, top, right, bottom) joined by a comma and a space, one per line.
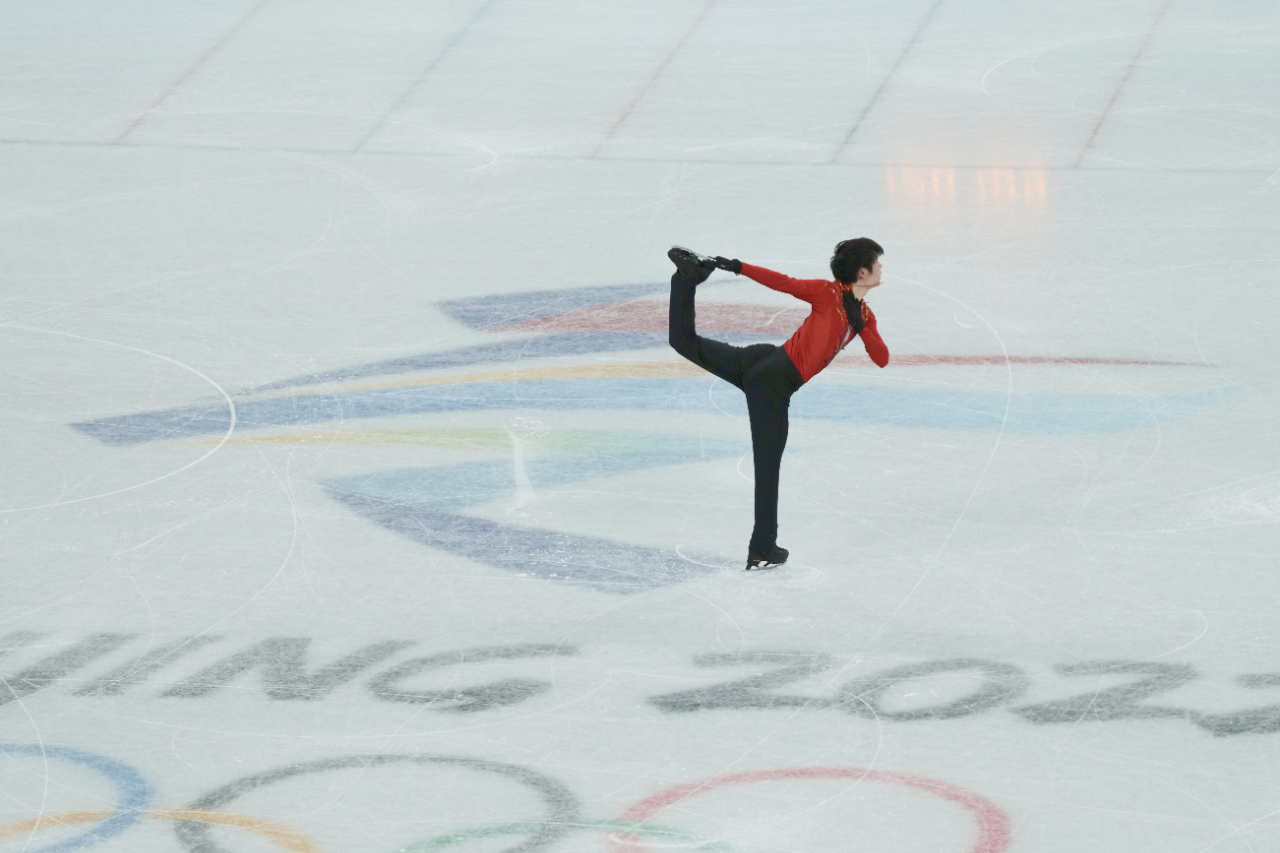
667, 239, 889, 570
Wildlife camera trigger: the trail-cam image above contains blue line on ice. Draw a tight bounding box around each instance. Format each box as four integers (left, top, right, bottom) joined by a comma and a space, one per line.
326, 438, 743, 593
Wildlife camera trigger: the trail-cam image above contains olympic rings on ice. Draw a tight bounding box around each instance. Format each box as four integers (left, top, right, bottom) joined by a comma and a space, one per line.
395, 819, 730, 853
176, 754, 581, 853
0, 808, 319, 852
0, 747, 1013, 853
0, 744, 152, 853
0, 813, 725, 853
155, 809, 322, 852
609, 767, 1014, 853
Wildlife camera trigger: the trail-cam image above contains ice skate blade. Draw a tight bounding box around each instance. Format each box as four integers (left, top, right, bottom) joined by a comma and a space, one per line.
745, 545, 788, 571
668, 246, 716, 283
744, 560, 784, 572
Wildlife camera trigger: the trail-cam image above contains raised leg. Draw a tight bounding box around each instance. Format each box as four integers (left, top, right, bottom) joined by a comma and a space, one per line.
668, 271, 748, 388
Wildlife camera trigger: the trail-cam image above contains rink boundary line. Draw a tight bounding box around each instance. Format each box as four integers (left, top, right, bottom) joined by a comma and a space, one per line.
590, 0, 718, 158
2, 138, 1276, 174
829, 0, 947, 162
114, 0, 272, 144
1073, 0, 1175, 167
354, 0, 503, 152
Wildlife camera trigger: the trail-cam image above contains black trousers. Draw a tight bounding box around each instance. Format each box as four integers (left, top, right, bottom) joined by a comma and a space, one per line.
668, 271, 804, 553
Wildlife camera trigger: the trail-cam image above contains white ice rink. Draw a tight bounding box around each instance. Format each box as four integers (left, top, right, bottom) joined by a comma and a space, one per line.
3, 0, 1280, 851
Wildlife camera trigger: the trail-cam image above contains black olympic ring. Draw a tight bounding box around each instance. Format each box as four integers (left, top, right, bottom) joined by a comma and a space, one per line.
174, 754, 581, 853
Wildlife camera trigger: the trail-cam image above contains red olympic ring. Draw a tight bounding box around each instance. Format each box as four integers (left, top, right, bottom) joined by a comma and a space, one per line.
609, 767, 1012, 853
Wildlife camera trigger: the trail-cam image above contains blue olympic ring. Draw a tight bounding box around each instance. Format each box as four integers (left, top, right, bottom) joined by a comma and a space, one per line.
0, 744, 152, 853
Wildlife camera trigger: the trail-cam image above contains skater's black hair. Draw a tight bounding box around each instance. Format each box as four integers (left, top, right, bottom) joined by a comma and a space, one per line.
830, 238, 884, 284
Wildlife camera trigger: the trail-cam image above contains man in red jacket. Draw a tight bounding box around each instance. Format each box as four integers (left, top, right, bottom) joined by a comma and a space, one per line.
667, 239, 889, 570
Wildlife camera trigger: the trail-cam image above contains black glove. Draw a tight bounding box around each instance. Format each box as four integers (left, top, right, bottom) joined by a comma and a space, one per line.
714, 256, 742, 274
842, 290, 866, 334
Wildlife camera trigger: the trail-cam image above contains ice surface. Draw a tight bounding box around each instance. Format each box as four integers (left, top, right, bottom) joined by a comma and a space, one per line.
2, 0, 1280, 851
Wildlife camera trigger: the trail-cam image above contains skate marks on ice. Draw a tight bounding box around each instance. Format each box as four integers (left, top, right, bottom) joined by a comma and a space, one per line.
3, 634, 1280, 738
0, 739, 1013, 853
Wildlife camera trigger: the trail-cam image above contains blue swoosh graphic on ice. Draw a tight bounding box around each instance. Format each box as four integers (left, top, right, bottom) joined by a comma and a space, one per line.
325, 437, 747, 594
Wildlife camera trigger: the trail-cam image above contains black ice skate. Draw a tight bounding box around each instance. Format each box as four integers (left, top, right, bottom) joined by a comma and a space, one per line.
745, 545, 789, 571
668, 246, 716, 284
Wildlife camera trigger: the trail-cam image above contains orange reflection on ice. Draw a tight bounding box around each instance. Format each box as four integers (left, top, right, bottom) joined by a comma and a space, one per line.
886, 165, 1051, 272
889, 166, 1047, 209
888, 166, 956, 205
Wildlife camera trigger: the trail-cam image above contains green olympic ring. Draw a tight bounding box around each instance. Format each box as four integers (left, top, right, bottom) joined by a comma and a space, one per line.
396, 820, 731, 853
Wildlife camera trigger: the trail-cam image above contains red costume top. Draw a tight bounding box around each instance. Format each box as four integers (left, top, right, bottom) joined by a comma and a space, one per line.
740, 263, 889, 382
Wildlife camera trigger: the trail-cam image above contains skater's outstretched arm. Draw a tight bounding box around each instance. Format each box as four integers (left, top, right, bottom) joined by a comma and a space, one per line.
738, 261, 888, 366
736, 263, 830, 305
715, 256, 889, 371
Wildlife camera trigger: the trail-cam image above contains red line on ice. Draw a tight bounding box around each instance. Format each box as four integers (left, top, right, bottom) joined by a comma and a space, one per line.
590, 0, 718, 158
492, 303, 1209, 367
114, 0, 272, 144
609, 767, 1013, 853
1073, 0, 1175, 167
891, 354, 1206, 367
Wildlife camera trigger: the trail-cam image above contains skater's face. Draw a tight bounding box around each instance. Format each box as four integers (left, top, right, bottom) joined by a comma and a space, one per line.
855, 258, 882, 289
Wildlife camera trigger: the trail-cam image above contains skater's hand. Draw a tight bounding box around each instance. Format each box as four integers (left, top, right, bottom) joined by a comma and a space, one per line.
714, 256, 742, 274
843, 290, 866, 334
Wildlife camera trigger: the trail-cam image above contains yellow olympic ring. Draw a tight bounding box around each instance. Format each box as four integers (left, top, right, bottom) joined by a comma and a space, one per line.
0, 807, 321, 852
